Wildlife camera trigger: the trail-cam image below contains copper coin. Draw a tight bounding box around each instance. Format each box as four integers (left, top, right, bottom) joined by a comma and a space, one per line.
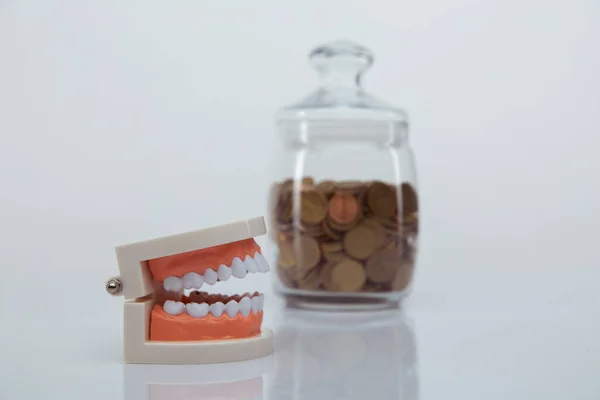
367, 182, 397, 218
326, 215, 359, 232
300, 189, 328, 225
343, 226, 377, 260
331, 259, 366, 292
365, 248, 402, 283
328, 193, 360, 225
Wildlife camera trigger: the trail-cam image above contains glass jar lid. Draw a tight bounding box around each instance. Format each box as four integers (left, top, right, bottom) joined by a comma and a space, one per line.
276, 40, 408, 124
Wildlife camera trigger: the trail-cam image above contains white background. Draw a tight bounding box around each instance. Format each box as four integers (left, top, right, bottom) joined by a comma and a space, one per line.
0, 1, 599, 399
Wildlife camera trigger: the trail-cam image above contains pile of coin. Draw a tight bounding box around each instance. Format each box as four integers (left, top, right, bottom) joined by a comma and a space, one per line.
269, 177, 419, 294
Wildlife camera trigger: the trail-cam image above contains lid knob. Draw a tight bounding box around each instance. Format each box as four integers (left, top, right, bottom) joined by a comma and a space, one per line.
106, 277, 123, 296
310, 40, 374, 88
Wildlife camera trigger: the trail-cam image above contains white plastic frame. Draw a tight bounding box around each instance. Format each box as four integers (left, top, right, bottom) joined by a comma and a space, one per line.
113, 217, 274, 364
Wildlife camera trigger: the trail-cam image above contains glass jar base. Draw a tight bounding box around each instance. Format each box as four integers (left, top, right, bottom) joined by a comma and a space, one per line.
278, 289, 408, 312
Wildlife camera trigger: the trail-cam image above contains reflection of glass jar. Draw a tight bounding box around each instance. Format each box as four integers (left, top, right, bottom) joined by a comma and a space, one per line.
267, 40, 419, 309
268, 308, 418, 400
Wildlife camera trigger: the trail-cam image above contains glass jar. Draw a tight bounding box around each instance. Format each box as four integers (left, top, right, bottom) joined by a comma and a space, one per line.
267, 40, 419, 310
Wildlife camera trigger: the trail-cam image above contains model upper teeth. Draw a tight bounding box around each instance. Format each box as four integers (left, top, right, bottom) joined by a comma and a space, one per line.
182, 272, 203, 290
231, 257, 248, 279
163, 276, 183, 292
163, 294, 264, 317
203, 268, 218, 285
162, 253, 269, 291
244, 255, 258, 273
217, 264, 232, 281
255, 253, 270, 272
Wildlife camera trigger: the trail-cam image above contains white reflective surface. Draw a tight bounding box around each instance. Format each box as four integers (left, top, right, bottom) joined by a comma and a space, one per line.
0, 266, 599, 399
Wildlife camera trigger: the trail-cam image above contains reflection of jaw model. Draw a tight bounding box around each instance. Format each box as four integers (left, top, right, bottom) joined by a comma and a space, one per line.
124, 356, 272, 400
108, 217, 274, 364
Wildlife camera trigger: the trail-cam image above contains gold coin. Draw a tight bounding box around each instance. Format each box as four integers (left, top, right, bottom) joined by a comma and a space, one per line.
277, 240, 296, 269
323, 251, 346, 262
320, 242, 344, 253
319, 260, 338, 290
359, 218, 387, 248
343, 226, 377, 260
300, 189, 328, 224
365, 249, 402, 283
316, 180, 336, 195
367, 182, 397, 218
298, 267, 322, 290
376, 215, 399, 230
331, 259, 366, 292
294, 235, 321, 270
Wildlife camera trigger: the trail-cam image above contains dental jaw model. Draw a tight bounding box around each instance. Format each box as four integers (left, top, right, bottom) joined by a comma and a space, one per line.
106, 217, 274, 364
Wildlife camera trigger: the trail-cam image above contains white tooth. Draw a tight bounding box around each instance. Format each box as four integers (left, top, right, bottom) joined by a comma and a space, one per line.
225, 300, 239, 318
244, 255, 258, 273
182, 272, 203, 290
259, 294, 265, 310
239, 296, 252, 317
210, 302, 225, 317
203, 268, 218, 285
186, 302, 209, 318
251, 296, 261, 314
217, 264, 232, 281
255, 252, 270, 272
163, 300, 185, 315
163, 276, 182, 292
231, 257, 247, 278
